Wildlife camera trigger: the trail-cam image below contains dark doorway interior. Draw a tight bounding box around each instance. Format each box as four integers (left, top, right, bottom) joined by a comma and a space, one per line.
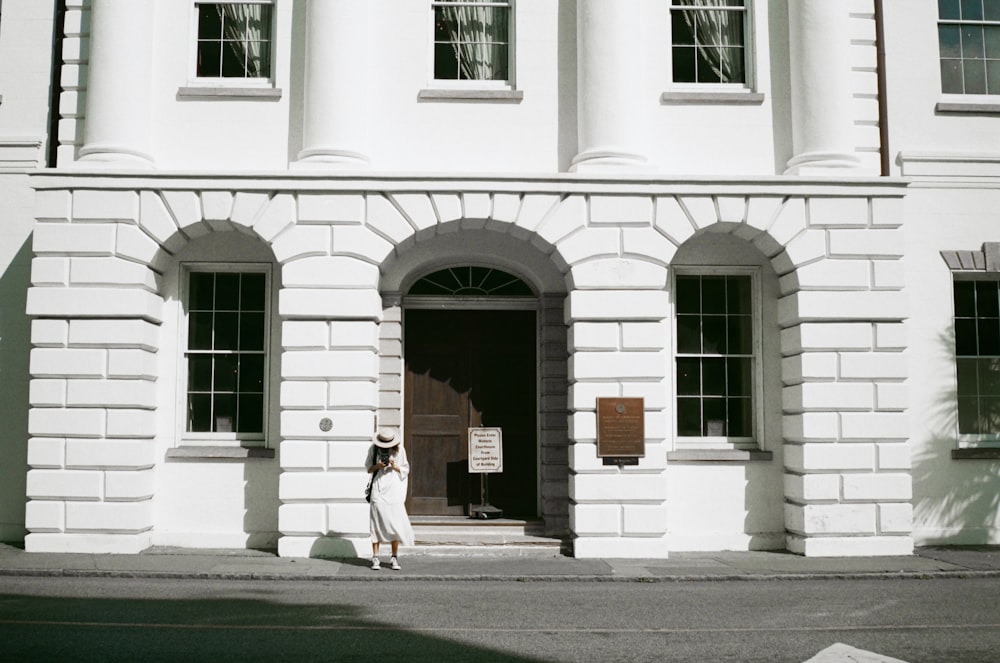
404, 309, 537, 517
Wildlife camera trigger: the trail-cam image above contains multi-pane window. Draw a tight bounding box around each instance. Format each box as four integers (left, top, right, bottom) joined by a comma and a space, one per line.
939, 0, 1000, 95
675, 273, 755, 442
196, 2, 273, 79
671, 0, 748, 85
185, 270, 268, 436
433, 0, 512, 82
954, 279, 1000, 437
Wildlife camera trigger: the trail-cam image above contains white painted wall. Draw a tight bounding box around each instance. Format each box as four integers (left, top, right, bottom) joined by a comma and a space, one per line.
905, 185, 1000, 545
55, 0, 882, 176
882, 0, 1000, 175
0, 0, 55, 542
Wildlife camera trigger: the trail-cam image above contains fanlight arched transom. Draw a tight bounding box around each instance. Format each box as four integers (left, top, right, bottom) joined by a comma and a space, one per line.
408, 266, 534, 297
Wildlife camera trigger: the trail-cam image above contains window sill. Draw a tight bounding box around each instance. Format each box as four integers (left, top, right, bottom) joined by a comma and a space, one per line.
952, 447, 1000, 460
418, 88, 523, 103
166, 446, 275, 460
177, 87, 282, 101
661, 90, 764, 105
936, 98, 1000, 114
667, 449, 773, 462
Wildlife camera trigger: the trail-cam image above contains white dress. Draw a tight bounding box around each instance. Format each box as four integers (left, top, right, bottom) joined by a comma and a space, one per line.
367, 445, 415, 546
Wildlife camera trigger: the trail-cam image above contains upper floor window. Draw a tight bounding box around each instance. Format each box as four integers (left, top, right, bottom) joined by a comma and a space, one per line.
674, 270, 759, 448
432, 0, 512, 84
954, 278, 1000, 442
938, 0, 1000, 95
670, 0, 748, 85
195, 2, 273, 80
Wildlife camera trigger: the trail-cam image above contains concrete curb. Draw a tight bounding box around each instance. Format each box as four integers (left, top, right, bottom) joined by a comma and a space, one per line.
4, 566, 1000, 583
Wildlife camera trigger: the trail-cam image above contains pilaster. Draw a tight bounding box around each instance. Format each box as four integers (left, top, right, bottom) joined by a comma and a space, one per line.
784, 0, 860, 175
76, 0, 154, 167
292, 0, 371, 168
571, 0, 649, 172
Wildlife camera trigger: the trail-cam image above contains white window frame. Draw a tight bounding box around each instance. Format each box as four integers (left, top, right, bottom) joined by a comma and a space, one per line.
187, 0, 276, 88
428, 0, 515, 91
671, 266, 763, 450
178, 262, 273, 447
666, 0, 755, 93
953, 273, 1000, 447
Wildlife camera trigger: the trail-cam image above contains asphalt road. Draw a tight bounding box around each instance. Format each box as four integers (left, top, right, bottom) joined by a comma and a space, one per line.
2, 576, 998, 662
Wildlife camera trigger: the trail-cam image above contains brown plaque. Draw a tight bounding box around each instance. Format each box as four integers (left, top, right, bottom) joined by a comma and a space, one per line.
597, 397, 645, 458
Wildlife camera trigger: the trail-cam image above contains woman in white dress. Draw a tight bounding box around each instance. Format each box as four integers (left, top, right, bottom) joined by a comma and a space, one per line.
366, 428, 414, 570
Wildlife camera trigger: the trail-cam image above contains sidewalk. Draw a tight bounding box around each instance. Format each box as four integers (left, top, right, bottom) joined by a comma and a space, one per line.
1, 543, 999, 582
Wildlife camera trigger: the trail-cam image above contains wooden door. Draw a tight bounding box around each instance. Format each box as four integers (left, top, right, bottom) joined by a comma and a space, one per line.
404, 309, 537, 517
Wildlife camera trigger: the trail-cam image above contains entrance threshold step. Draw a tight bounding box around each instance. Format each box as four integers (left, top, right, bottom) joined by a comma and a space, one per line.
409, 517, 569, 555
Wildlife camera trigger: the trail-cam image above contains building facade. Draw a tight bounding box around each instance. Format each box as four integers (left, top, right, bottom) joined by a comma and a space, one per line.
0, 0, 997, 558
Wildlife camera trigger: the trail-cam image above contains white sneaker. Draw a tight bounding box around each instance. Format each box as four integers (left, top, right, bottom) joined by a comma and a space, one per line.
390, 556, 401, 571
371, 556, 381, 570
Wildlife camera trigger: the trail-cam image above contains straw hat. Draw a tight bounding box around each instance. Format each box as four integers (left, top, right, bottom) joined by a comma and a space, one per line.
374, 428, 397, 448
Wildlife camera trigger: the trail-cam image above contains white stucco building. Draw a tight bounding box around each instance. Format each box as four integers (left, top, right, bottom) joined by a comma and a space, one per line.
1, 0, 998, 558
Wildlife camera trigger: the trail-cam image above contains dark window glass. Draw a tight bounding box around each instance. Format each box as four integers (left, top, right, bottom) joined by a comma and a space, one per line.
196, 3, 273, 78
677, 398, 702, 437
675, 273, 754, 439
954, 279, 1000, 435
939, 0, 1000, 94
979, 318, 1000, 355
238, 394, 264, 433
189, 312, 214, 350
188, 355, 213, 391
676, 358, 701, 396
670, 1, 746, 84
701, 316, 727, 354
677, 315, 702, 354
214, 354, 238, 392
976, 281, 999, 316
701, 276, 726, 314
433, 1, 511, 81
955, 318, 979, 356
240, 312, 266, 351
185, 269, 268, 435
955, 281, 977, 317
702, 358, 726, 396
940, 0, 962, 20
675, 278, 701, 314
189, 272, 215, 310
963, 0, 984, 20
188, 394, 212, 432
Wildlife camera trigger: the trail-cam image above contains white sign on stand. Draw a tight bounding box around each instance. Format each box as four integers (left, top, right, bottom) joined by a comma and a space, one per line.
468, 427, 503, 473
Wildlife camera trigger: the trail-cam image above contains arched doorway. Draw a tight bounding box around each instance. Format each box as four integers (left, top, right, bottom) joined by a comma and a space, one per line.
403, 267, 538, 517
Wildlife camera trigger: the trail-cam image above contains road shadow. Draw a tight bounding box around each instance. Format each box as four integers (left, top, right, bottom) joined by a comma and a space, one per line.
0, 590, 545, 662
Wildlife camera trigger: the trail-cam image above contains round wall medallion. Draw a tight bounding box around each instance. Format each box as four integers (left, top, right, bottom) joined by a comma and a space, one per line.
319, 417, 333, 432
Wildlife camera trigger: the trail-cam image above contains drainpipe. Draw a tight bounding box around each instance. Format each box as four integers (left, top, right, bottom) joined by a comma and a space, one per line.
46, 0, 67, 168
874, 0, 890, 176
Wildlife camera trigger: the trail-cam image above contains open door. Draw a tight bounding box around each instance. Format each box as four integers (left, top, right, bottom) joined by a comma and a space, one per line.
404, 309, 537, 517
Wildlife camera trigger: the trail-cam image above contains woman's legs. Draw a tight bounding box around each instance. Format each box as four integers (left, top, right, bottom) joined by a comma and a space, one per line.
390, 541, 399, 557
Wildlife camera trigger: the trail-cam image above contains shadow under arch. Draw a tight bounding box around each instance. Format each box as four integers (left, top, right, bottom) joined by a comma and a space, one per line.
381, 224, 571, 530
153, 218, 283, 552
381, 223, 569, 297
666, 228, 788, 551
